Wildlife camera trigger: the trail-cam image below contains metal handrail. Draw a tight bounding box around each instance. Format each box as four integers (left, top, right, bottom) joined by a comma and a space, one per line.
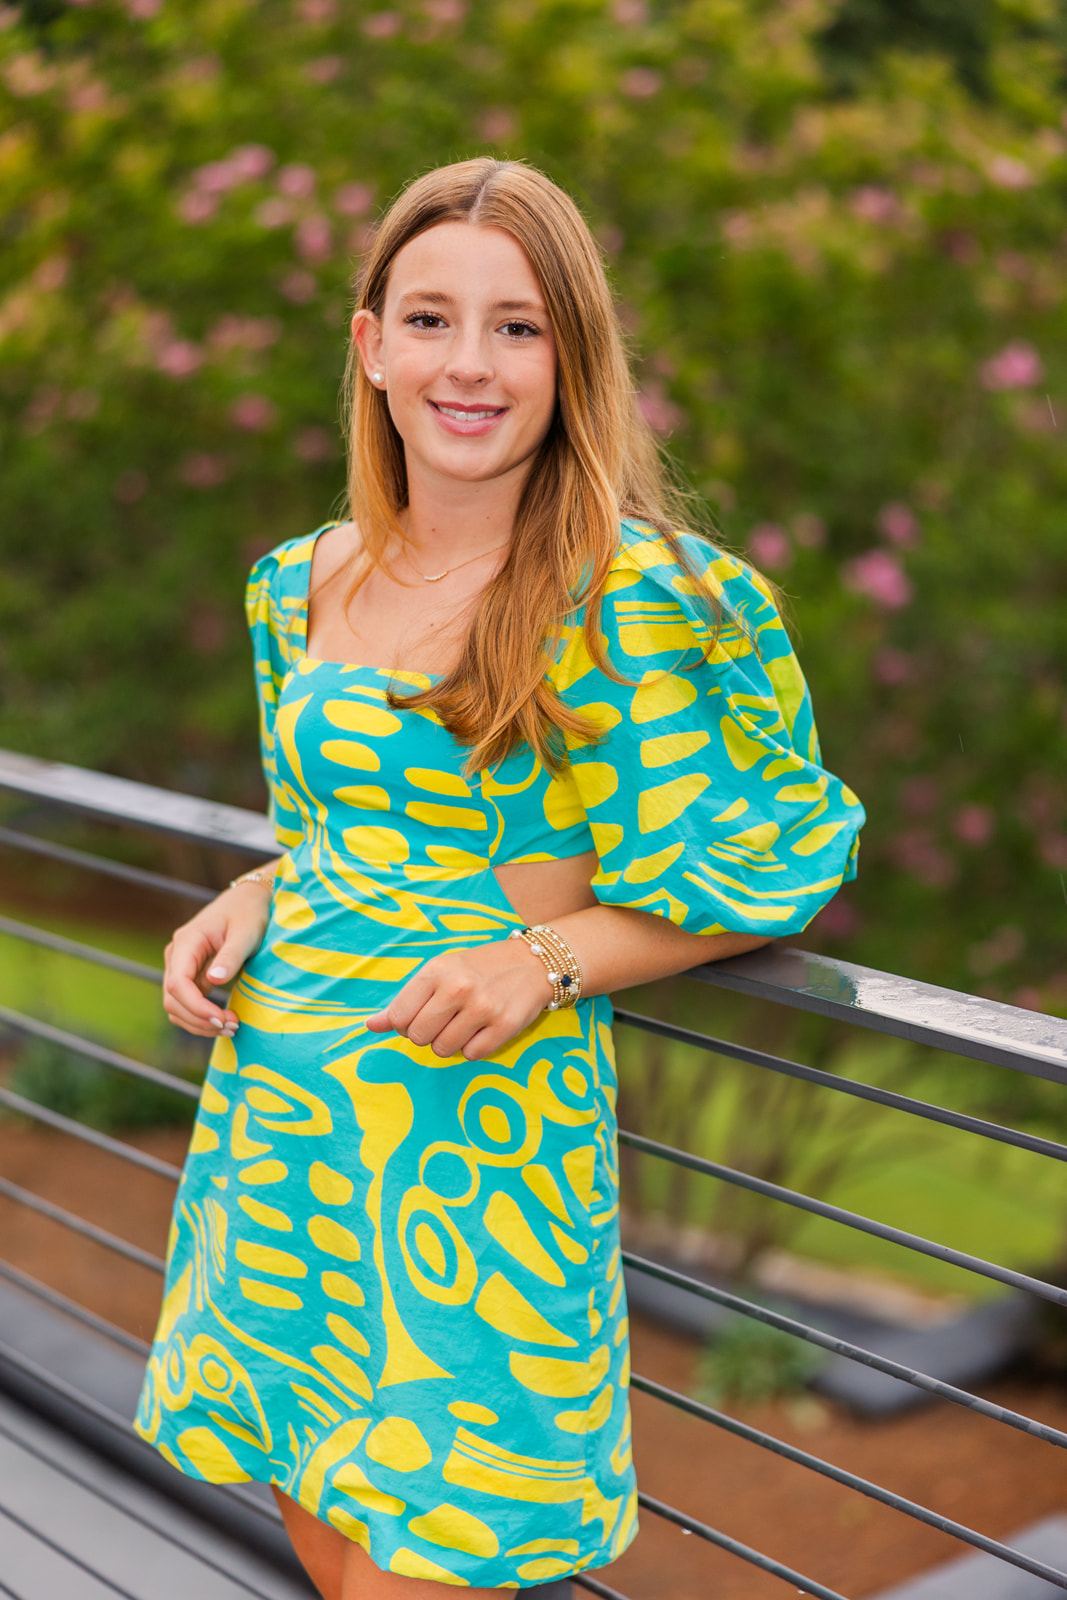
3, 748, 1067, 1600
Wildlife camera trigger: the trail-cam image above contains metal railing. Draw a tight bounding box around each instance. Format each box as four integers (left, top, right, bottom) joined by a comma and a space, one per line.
2, 745, 1067, 1600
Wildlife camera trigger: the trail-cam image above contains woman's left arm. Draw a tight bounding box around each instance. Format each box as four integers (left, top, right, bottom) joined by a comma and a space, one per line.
365, 914, 769, 1062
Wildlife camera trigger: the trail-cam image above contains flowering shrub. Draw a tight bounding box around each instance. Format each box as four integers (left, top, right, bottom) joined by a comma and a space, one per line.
1, 0, 1065, 1003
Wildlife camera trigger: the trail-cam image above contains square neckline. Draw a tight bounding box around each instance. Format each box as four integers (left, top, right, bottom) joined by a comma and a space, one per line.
295, 522, 444, 684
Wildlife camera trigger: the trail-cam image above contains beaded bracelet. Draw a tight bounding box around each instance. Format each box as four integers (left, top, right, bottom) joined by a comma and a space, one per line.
229, 869, 276, 891
508, 924, 583, 1011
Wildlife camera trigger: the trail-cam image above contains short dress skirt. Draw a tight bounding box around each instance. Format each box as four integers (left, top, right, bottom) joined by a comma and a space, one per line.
135, 519, 864, 1588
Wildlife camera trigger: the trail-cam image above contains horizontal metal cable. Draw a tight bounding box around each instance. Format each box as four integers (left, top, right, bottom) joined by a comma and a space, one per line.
0, 1338, 280, 1528
0, 1087, 182, 1181
0, 1258, 150, 1356
0, 1414, 287, 1600
633, 1374, 1067, 1591
573, 1574, 632, 1600
0, 911, 165, 985
620, 1127, 1067, 1309
0, 822, 215, 903
636, 1490, 849, 1600
624, 1250, 1067, 1450
0, 1003, 201, 1101
0, 1497, 141, 1599
0, 1175, 165, 1274
614, 1007, 1067, 1166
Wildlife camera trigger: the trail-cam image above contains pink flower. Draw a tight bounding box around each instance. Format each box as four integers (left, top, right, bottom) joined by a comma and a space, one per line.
1039, 834, 1067, 870
156, 340, 202, 378
873, 648, 913, 686
33, 255, 68, 291
277, 163, 317, 199
842, 549, 912, 609
230, 393, 277, 431
254, 197, 295, 228
280, 269, 317, 303
621, 67, 661, 98
208, 314, 281, 350
293, 426, 336, 461
362, 11, 401, 36
987, 154, 1033, 190
126, 0, 162, 17
180, 452, 229, 488
637, 384, 683, 436
953, 804, 994, 847
612, 0, 647, 23
298, 0, 337, 19
296, 214, 332, 263
306, 56, 343, 82
227, 143, 274, 182
981, 341, 1043, 390
425, 0, 466, 20
193, 159, 240, 195
877, 501, 920, 546
849, 186, 901, 224
478, 108, 517, 143
178, 190, 219, 225
334, 182, 374, 218
747, 523, 792, 571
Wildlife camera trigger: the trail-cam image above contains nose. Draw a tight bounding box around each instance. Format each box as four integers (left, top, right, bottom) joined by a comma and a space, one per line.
443, 326, 493, 388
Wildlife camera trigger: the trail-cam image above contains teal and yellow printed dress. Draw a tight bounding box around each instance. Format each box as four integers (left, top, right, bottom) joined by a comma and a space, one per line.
137, 519, 864, 1587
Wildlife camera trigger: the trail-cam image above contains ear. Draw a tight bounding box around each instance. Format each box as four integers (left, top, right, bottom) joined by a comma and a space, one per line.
352, 309, 384, 383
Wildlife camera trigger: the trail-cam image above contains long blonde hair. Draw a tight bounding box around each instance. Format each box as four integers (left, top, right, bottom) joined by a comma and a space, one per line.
342, 157, 708, 774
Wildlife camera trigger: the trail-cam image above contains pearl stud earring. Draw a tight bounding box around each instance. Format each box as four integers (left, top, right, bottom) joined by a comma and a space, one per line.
372, 371, 383, 384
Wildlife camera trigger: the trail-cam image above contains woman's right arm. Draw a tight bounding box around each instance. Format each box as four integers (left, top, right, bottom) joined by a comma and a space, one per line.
162, 859, 280, 1038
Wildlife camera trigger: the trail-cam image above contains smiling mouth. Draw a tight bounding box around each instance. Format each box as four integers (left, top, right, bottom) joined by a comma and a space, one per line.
430, 402, 507, 422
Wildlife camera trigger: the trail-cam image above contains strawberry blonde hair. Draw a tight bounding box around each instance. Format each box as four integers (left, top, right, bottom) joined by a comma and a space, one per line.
342, 156, 712, 774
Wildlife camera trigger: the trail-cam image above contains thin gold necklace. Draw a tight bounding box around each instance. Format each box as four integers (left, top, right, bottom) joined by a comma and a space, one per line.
409, 541, 509, 583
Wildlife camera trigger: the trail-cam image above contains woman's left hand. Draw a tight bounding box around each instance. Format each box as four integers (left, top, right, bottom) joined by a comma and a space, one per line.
364, 938, 553, 1060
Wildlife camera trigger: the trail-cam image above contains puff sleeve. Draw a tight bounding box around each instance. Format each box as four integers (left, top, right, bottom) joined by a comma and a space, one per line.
549, 523, 865, 936
244, 546, 305, 851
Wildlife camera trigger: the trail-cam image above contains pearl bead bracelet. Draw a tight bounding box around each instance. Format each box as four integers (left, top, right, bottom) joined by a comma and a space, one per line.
508, 924, 583, 1011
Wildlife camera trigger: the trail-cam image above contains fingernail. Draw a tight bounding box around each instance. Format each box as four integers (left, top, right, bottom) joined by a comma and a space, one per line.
223, 1027, 237, 1038
207, 966, 228, 981
211, 1016, 224, 1028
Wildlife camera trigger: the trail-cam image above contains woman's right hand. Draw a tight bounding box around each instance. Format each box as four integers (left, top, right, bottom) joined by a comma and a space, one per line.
162, 878, 274, 1038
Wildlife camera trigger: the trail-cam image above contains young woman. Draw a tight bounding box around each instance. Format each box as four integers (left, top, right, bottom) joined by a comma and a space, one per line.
142, 158, 864, 1598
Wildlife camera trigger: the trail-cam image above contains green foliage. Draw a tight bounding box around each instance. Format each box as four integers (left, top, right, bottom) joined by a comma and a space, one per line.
1, 0, 1065, 1001
696, 1312, 826, 1406
7, 1035, 199, 1132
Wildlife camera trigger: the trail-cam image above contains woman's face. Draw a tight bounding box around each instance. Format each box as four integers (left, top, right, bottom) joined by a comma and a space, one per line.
355, 222, 558, 496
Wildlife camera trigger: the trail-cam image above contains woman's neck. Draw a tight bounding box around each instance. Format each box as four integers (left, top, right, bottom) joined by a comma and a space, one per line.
402, 459, 527, 562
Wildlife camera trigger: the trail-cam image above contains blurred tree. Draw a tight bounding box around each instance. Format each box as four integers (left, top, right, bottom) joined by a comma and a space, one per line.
0, 0, 1064, 1007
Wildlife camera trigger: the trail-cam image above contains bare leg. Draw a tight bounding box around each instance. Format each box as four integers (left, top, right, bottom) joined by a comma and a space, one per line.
341, 1539, 508, 1597
275, 1486, 571, 1599
272, 1487, 347, 1600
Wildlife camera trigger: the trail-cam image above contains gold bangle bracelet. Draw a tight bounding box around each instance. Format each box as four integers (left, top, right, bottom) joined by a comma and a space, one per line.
508, 924, 583, 1011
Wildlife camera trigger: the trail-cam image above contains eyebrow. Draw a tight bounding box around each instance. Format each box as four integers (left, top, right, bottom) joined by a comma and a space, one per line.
396, 290, 546, 313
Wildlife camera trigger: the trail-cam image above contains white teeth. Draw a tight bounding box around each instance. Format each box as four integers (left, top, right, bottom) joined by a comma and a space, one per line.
435, 405, 501, 421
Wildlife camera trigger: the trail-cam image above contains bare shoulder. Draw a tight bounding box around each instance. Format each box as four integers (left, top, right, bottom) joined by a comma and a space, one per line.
310, 520, 362, 591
